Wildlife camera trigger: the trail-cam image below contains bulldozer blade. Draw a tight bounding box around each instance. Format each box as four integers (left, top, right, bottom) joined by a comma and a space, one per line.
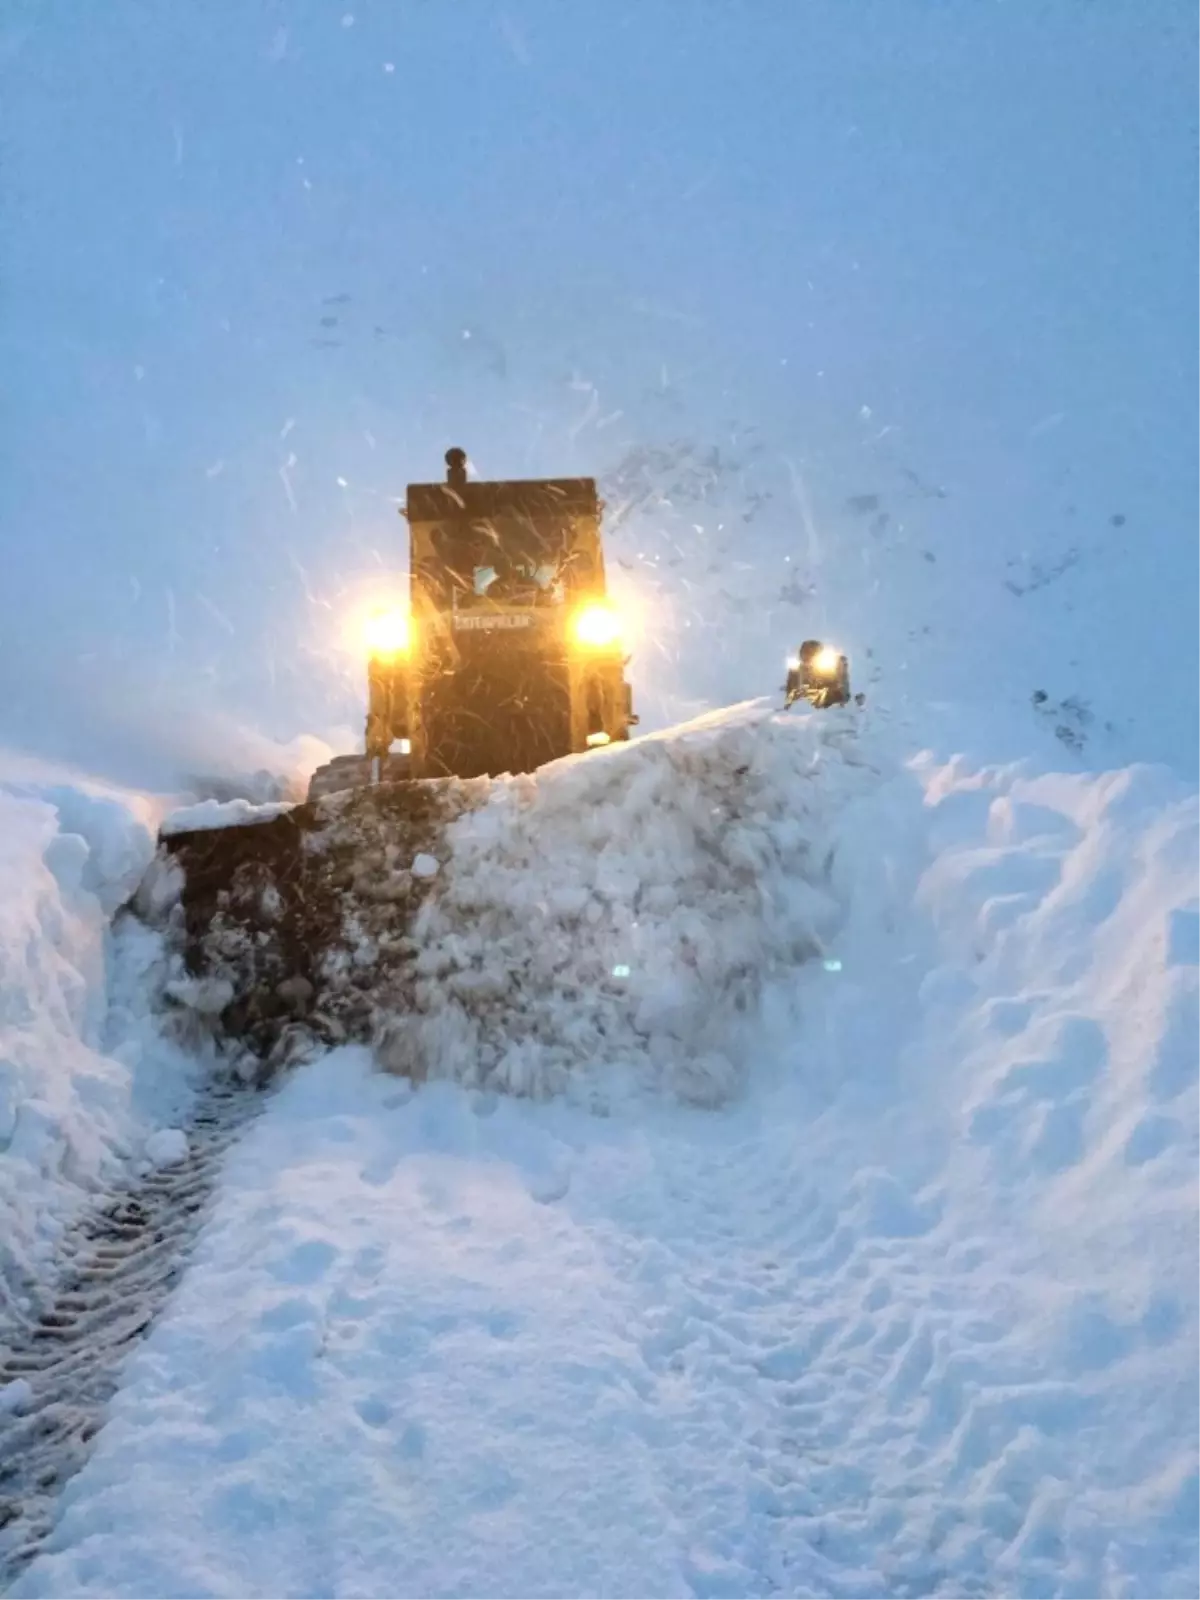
155, 779, 483, 1066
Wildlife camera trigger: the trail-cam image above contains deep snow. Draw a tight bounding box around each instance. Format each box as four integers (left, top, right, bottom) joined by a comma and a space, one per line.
4, 708, 1196, 1599
372, 704, 864, 1107
0, 764, 203, 1308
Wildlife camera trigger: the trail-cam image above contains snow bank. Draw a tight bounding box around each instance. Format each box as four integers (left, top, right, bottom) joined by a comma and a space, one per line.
0, 781, 202, 1303
0, 754, 165, 916
912, 754, 1198, 1260
378, 702, 869, 1106
7, 730, 1196, 1600
805, 746, 1200, 1595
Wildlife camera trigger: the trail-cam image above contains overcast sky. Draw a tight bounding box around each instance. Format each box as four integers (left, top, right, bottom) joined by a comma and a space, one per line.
2, 1, 1195, 785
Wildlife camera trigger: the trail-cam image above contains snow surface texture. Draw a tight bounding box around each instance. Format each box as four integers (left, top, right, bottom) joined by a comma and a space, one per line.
12, 715, 1197, 1600
376, 704, 861, 1108
158, 796, 294, 835
0, 778, 203, 1308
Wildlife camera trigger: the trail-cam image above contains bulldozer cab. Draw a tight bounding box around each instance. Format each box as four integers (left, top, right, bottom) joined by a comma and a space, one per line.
406, 457, 605, 624
357, 448, 634, 782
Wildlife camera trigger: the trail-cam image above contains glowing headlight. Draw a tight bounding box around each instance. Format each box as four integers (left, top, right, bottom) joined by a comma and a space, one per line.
813, 646, 841, 677
363, 609, 410, 658
571, 603, 622, 649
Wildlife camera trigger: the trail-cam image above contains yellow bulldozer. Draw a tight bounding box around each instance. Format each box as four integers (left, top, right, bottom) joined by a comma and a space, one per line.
152, 450, 859, 1073
156, 450, 638, 1067
308, 447, 636, 799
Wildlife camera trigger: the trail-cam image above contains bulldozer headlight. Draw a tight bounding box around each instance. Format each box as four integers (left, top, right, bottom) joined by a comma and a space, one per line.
571, 603, 622, 650
812, 645, 841, 677
363, 609, 410, 659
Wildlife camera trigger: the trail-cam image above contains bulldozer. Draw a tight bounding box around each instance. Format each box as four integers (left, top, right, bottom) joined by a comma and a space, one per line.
784, 641, 858, 710
308, 447, 636, 799
152, 450, 638, 1068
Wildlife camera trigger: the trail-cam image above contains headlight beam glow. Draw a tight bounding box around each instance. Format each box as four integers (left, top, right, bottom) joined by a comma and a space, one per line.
363, 609, 411, 658
571, 603, 622, 649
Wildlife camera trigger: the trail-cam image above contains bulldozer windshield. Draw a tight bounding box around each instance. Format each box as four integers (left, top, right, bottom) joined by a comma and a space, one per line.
441, 520, 586, 610
472, 561, 562, 600
407, 471, 603, 619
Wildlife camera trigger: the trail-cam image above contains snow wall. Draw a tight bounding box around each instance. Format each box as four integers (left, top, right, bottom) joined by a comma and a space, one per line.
0, 773, 201, 1303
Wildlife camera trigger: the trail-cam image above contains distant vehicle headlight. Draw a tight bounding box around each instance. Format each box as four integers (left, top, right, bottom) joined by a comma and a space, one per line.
363, 609, 410, 658
812, 645, 841, 676
571, 603, 622, 649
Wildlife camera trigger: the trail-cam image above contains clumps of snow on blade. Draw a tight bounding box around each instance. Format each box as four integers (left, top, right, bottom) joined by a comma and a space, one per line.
377, 703, 870, 1105
160, 796, 294, 835
163, 975, 234, 1016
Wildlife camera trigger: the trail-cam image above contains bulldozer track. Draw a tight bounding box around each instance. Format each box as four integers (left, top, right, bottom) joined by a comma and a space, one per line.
0, 1072, 268, 1590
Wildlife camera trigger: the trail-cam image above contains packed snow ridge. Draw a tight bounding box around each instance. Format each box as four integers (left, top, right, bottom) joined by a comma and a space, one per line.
372, 704, 867, 1106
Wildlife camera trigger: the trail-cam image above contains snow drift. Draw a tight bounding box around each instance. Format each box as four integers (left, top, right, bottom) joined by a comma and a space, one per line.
8, 718, 1196, 1600
0, 774, 202, 1305
374, 703, 870, 1106
913, 754, 1199, 1217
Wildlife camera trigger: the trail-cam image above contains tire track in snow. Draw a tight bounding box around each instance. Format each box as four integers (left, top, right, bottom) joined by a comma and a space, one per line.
604, 1122, 1019, 1600
0, 1074, 269, 1588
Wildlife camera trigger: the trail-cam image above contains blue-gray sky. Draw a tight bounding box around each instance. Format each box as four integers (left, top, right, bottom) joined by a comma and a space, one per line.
2, 0, 1195, 785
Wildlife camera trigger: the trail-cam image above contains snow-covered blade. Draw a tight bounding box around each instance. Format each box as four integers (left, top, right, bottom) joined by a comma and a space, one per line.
151, 704, 867, 1105
154, 778, 474, 1069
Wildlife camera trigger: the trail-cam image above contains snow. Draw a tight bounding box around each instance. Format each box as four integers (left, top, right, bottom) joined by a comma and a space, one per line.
163, 974, 235, 1016
0, 1378, 34, 1416
0, 753, 166, 915
914, 759, 1199, 1206
159, 796, 294, 835
10, 709, 1197, 1599
143, 1128, 188, 1168
410, 850, 440, 879
0, 774, 204, 1306
379, 704, 860, 1106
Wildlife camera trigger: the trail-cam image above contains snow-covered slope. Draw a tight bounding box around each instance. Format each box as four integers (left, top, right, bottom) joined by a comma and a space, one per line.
8, 708, 1196, 1600
0, 769, 203, 1306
